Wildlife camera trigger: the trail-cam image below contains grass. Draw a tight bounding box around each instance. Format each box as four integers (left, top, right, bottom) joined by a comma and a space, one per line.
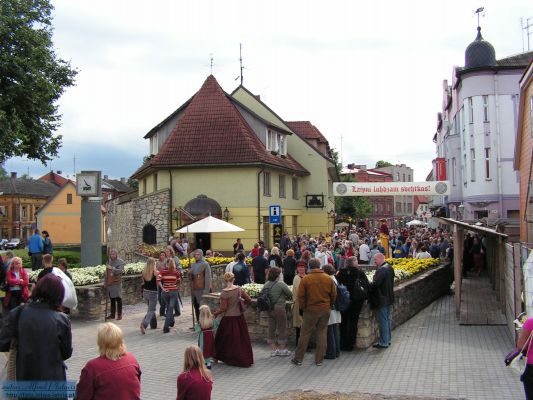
6, 249, 107, 269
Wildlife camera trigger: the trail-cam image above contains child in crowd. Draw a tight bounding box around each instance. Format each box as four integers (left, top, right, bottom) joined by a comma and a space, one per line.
177, 345, 212, 400
194, 305, 218, 369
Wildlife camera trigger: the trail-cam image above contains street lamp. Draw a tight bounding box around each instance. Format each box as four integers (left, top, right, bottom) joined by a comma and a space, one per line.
223, 207, 231, 222
172, 208, 181, 229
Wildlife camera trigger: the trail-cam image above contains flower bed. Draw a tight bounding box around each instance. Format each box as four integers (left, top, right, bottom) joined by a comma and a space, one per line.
240, 258, 441, 298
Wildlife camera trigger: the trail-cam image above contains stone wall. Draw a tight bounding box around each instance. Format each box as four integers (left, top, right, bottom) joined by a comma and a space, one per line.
73, 264, 228, 319
73, 274, 144, 320
355, 265, 451, 348
203, 265, 451, 347
106, 189, 170, 262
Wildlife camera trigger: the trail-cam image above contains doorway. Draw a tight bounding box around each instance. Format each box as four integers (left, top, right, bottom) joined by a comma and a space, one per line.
195, 233, 211, 254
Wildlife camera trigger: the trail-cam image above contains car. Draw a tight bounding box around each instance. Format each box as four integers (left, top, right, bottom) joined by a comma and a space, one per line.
5, 238, 21, 250
0, 238, 8, 249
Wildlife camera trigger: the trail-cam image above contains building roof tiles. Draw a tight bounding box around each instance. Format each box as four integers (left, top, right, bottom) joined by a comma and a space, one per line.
135, 75, 308, 177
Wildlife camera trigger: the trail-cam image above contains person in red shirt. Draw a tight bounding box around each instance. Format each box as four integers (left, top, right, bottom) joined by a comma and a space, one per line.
177, 345, 213, 400
76, 322, 141, 400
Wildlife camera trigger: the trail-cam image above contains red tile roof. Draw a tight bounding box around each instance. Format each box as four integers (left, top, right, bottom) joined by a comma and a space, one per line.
286, 121, 328, 143
38, 171, 70, 187
134, 76, 308, 178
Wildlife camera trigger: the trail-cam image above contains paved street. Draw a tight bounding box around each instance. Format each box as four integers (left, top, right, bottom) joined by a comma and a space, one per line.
66, 294, 523, 400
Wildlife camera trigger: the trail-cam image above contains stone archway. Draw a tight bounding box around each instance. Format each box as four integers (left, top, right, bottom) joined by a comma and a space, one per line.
142, 223, 157, 245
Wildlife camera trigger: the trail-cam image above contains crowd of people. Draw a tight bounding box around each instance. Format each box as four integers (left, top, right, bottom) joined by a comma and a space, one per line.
0, 222, 482, 399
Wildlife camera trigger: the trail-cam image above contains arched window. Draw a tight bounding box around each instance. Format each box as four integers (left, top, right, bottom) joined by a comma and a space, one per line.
142, 224, 157, 245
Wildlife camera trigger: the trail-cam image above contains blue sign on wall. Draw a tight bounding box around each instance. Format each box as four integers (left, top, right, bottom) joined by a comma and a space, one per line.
269, 205, 281, 224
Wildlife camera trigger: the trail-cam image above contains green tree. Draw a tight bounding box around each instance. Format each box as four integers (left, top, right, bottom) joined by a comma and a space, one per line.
0, 163, 7, 180
375, 160, 393, 168
335, 174, 372, 222
330, 147, 342, 176
0, 0, 77, 163
127, 177, 138, 190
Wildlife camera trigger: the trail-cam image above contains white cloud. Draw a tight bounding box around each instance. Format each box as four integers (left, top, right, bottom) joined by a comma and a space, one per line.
12, 0, 532, 181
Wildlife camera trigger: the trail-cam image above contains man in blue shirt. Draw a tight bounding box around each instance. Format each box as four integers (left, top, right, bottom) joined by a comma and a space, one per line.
28, 228, 44, 271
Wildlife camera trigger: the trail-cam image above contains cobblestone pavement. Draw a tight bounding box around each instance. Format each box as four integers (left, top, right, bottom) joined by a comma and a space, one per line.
66, 294, 522, 400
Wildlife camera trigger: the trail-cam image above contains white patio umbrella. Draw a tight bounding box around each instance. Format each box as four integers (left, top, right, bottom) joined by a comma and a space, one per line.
406, 219, 427, 227
176, 215, 244, 233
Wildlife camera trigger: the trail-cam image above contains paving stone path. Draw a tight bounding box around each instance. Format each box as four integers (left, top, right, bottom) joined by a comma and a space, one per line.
66, 294, 523, 400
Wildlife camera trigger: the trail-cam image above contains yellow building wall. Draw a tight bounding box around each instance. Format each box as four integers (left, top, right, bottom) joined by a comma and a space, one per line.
38, 184, 81, 245
138, 166, 332, 252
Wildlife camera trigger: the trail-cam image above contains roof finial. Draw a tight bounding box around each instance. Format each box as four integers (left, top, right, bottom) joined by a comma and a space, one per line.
210, 53, 214, 75
474, 7, 485, 29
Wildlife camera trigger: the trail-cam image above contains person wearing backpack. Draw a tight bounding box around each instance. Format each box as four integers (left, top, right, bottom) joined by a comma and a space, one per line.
337, 256, 370, 351
263, 267, 293, 357
291, 258, 336, 367
323, 265, 341, 360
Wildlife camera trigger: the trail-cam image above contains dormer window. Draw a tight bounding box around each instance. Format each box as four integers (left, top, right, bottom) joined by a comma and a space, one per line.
266, 129, 287, 155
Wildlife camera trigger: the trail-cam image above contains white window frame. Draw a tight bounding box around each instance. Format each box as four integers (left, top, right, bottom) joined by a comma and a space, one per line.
483, 95, 489, 122
470, 149, 476, 181
485, 148, 491, 180
150, 135, 158, 155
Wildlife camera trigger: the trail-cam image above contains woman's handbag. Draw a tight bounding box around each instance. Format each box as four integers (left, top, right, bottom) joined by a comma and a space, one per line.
506, 330, 533, 374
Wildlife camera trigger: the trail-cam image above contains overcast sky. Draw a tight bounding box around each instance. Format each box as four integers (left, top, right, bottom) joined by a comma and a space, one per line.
5, 0, 533, 181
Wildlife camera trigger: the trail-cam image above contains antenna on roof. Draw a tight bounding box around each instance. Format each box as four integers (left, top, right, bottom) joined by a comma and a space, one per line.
236, 43, 244, 85
474, 7, 485, 28
210, 53, 214, 74
522, 17, 533, 52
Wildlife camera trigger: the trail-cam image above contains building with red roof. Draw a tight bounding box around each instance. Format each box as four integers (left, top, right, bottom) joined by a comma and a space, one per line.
122, 75, 337, 252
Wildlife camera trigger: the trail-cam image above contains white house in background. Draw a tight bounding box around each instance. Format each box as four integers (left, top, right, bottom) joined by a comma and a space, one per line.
414, 196, 430, 222
433, 24, 533, 221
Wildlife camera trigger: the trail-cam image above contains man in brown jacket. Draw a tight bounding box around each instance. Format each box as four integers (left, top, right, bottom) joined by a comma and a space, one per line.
291, 258, 337, 366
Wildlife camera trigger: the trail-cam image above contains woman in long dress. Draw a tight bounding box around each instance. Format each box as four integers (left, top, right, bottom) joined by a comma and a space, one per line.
213, 272, 253, 367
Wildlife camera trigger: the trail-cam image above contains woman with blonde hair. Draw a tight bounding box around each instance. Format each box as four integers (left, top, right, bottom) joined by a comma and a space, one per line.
76, 322, 141, 399
213, 272, 253, 367
268, 246, 282, 268
194, 305, 218, 369
140, 258, 159, 334
177, 345, 213, 400
158, 258, 181, 333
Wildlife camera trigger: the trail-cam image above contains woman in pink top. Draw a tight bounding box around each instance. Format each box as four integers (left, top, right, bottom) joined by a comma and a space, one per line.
517, 317, 533, 398
76, 322, 141, 400
177, 345, 213, 400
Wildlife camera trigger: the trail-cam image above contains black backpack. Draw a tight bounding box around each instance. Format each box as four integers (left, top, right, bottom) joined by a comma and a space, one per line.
257, 282, 279, 311
335, 282, 351, 312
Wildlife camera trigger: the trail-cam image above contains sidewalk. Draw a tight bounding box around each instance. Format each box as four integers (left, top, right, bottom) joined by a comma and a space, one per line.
66, 294, 522, 400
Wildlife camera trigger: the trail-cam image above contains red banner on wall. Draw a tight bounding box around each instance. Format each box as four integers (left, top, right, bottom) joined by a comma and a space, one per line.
435, 158, 446, 181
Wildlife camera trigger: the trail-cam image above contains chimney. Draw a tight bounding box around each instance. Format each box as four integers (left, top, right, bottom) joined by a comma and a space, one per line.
10, 172, 17, 179
355, 165, 367, 171
254, 95, 261, 101
347, 163, 355, 170
120, 177, 126, 183
56, 170, 62, 174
